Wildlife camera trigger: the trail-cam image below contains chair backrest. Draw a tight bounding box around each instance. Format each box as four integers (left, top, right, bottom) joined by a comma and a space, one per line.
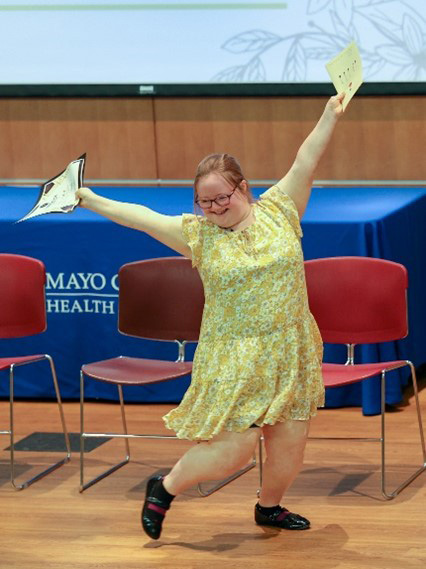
304, 256, 408, 344
0, 254, 47, 338
118, 257, 204, 342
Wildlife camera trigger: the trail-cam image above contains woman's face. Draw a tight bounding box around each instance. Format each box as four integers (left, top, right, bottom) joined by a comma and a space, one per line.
195, 173, 251, 229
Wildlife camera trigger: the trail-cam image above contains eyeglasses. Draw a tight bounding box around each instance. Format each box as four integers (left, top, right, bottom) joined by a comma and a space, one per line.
195, 185, 238, 210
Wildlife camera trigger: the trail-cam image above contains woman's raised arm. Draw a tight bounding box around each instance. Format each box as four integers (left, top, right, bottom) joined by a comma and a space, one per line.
77, 187, 192, 258
276, 93, 345, 218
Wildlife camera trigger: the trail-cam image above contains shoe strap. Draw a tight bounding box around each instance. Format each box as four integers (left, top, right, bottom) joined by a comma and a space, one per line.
147, 502, 168, 516
146, 495, 170, 510
276, 508, 290, 521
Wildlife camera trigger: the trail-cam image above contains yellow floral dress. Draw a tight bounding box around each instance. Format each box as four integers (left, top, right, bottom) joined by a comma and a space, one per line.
163, 184, 324, 440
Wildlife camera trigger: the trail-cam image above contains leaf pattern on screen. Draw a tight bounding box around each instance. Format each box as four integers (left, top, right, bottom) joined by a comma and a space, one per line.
212, 1, 426, 83
222, 30, 282, 54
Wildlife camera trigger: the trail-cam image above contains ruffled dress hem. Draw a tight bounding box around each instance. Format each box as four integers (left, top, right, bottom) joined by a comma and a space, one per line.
162, 394, 325, 441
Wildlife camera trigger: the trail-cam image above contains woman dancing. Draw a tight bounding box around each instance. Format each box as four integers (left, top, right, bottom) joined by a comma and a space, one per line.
77, 93, 345, 539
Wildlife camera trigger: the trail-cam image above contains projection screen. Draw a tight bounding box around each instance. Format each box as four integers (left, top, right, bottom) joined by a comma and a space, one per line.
0, 0, 425, 96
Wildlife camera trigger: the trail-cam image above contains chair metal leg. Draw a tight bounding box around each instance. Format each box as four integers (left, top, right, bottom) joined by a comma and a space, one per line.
80, 376, 131, 492
197, 453, 257, 497
257, 434, 264, 497
198, 437, 264, 497
258, 434, 264, 488
381, 363, 426, 500
8, 356, 71, 490
79, 373, 179, 491
310, 361, 426, 500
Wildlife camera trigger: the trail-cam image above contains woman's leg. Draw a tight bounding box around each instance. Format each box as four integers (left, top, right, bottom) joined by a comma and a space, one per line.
258, 419, 310, 506
164, 427, 261, 495
142, 427, 260, 539
254, 419, 311, 530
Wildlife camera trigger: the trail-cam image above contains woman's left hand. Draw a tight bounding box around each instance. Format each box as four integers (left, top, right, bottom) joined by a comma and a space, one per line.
326, 93, 345, 119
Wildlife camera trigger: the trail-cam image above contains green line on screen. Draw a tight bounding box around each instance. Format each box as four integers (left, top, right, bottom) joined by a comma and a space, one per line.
0, 3, 287, 11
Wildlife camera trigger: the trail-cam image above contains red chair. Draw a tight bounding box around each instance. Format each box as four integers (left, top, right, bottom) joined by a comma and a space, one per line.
304, 256, 425, 499
79, 257, 259, 494
0, 253, 71, 489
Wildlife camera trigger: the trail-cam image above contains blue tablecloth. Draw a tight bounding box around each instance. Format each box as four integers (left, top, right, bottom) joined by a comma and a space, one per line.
1, 185, 426, 414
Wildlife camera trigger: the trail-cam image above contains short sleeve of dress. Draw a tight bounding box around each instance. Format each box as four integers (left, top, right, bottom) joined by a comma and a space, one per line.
259, 185, 303, 238
181, 213, 203, 267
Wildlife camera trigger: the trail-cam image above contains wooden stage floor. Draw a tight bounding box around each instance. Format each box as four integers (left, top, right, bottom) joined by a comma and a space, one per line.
0, 386, 425, 569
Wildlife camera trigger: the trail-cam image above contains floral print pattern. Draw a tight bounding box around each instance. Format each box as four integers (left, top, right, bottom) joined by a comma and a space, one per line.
163, 185, 324, 440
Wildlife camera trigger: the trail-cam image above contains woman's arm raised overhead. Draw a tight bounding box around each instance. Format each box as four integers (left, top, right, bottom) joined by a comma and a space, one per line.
77, 187, 192, 258
276, 93, 345, 218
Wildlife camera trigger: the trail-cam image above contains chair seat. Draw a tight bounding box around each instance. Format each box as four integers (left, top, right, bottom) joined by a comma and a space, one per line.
82, 356, 193, 385
322, 361, 408, 388
0, 355, 46, 371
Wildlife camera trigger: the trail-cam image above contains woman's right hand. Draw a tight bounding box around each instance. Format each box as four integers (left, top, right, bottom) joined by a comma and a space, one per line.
76, 186, 96, 208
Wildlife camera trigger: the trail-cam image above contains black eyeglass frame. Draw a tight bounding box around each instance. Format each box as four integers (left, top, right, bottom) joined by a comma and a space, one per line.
195, 184, 240, 210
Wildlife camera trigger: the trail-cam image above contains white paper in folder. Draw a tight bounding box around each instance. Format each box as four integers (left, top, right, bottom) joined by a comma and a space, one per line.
17, 154, 86, 222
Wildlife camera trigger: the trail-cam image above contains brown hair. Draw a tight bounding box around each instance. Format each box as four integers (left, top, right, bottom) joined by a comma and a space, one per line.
193, 153, 254, 210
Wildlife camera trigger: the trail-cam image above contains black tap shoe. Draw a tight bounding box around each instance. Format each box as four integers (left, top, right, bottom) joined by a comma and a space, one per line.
255, 504, 310, 530
141, 475, 170, 540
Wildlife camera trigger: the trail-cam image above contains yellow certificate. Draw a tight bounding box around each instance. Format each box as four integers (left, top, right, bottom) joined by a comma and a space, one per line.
326, 41, 363, 110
